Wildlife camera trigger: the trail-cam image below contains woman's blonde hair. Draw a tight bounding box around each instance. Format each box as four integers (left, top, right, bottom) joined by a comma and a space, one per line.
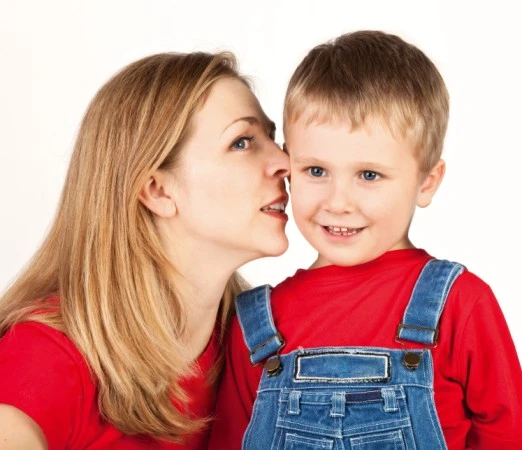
284, 30, 449, 174
0, 52, 249, 441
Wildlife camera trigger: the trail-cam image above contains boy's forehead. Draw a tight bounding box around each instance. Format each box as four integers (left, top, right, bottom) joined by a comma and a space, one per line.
285, 115, 391, 145
285, 114, 419, 150
284, 117, 421, 168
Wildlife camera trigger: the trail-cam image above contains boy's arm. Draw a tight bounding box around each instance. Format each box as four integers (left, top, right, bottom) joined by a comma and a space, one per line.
209, 316, 263, 450
459, 285, 522, 448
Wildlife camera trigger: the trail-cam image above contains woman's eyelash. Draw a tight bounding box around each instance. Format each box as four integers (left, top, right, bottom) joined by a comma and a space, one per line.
232, 135, 255, 150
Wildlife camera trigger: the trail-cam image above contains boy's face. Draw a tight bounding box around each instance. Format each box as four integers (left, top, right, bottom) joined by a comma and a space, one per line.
285, 117, 444, 268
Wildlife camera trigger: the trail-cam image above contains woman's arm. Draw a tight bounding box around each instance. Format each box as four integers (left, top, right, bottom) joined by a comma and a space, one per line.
0, 404, 47, 450
0, 323, 85, 450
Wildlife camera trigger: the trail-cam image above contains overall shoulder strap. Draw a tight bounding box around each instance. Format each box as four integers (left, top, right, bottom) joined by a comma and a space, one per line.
235, 285, 284, 364
397, 259, 465, 345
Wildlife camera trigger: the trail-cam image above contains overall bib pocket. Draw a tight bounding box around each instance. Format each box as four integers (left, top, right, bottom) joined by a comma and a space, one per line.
271, 387, 414, 450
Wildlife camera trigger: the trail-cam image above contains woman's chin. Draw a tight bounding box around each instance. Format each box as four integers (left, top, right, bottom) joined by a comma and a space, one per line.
260, 235, 289, 258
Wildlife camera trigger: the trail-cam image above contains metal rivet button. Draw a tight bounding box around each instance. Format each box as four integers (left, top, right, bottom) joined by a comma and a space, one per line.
264, 357, 282, 377
403, 352, 422, 370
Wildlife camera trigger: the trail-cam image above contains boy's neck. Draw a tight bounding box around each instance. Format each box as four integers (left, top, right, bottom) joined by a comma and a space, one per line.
310, 240, 416, 270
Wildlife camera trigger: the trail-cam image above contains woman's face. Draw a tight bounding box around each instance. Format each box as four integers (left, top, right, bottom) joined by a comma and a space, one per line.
172, 77, 289, 265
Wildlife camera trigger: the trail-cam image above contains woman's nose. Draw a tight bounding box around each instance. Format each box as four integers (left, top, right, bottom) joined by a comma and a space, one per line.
266, 141, 290, 178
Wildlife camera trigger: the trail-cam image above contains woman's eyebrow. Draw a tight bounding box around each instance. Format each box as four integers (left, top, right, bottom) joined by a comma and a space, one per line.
221, 116, 259, 134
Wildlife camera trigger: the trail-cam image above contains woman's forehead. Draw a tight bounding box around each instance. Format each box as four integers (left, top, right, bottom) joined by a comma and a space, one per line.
196, 78, 267, 130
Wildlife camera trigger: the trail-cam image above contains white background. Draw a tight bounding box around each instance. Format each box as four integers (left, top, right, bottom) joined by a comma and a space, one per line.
1, 0, 520, 357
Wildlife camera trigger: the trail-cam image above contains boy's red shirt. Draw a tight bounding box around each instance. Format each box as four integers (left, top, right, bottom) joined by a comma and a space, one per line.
209, 249, 522, 449
0, 320, 218, 449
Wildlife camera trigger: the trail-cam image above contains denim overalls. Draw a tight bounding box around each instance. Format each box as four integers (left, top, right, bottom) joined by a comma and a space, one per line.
236, 259, 464, 450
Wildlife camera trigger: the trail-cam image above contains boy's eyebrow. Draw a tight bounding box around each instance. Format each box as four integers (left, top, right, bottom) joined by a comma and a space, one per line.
352, 161, 397, 172
291, 156, 397, 171
292, 156, 327, 165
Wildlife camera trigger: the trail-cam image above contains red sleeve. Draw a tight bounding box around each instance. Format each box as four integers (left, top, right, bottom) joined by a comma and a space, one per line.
457, 284, 522, 449
208, 316, 263, 450
0, 322, 85, 450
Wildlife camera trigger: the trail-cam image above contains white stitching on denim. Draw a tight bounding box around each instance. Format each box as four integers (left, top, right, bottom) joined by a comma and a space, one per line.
295, 351, 389, 382
400, 261, 463, 345
436, 264, 464, 324
257, 384, 424, 394
270, 427, 284, 449
285, 433, 334, 449
340, 418, 411, 435
351, 430, 402, 446
424, 388, 447, 449
277, 417, 411, 436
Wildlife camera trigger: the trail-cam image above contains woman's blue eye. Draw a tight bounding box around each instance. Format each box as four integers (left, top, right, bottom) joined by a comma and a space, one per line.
308, 167, 325, 177
362, 170, 379, 181
232, 136, 254, 150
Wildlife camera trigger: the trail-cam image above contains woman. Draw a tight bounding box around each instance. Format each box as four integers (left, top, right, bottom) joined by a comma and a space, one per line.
0, 52, 289, 448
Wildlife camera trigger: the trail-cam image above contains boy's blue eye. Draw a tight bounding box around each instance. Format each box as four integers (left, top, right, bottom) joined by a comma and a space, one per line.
308, 167, 325, 177
232, 136, 254, 150
362, 170, 379, 181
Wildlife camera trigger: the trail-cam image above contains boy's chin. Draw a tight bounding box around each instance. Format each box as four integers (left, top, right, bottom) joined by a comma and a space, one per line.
312, 251, 382, 269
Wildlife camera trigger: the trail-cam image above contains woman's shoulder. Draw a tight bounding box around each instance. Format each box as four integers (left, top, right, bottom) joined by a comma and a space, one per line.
0, 321, 87, 367
0, 320, 94, 398
0, 321, 96, 448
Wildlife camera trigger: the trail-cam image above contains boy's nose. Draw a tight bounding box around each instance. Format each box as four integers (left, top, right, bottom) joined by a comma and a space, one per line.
324, 182, 356, 214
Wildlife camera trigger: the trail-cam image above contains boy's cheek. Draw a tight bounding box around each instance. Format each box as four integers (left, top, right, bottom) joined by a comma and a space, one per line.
287, 169, 303, 192
290, 188, 318, 215
291, 178, 319, 199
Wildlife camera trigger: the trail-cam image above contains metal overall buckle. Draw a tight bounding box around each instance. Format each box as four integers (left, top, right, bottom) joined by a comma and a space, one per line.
249, 332, 285, 377
395, 323, 439, 370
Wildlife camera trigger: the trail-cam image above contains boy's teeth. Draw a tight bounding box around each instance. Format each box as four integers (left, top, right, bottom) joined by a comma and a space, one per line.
326, 226, 361, 236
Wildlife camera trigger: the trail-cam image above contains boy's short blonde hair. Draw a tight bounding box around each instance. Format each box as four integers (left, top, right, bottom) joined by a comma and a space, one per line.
284, 30, 449, 174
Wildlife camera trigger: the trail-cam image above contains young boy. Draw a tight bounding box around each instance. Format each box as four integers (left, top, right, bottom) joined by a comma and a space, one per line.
209, 31, 522, 449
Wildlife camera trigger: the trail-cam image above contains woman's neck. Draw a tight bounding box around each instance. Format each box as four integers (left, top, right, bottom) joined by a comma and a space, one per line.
158, 222, 251, 361
172, 268, 230, 361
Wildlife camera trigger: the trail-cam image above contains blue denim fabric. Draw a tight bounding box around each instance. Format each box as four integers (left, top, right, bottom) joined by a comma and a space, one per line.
398, 260, 464, 345
236, 259, 464, 450
236, 285, 284, 364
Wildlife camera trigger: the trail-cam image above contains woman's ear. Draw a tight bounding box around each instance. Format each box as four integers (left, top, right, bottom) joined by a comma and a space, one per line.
138, 171, 177, 218
416, 159, 445, 208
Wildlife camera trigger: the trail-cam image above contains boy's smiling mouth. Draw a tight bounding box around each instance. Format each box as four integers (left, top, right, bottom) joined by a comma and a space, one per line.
323, 226, 364, 236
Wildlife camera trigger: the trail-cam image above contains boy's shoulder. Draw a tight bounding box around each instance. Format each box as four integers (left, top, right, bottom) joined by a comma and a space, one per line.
273, 269, 305, 290
235, 255, 496, 317
445, 266, 496, 316
268, 256, 495, 303
452, 266, 492, 292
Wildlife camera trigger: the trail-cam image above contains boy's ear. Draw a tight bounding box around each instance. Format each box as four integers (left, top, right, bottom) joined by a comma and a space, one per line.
138, 171, 177, 217
416, 159, 445, 208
